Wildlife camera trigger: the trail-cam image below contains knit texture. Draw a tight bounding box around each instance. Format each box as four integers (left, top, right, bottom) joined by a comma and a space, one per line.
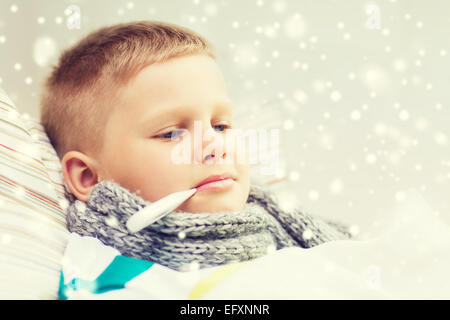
66, 180, 353, 271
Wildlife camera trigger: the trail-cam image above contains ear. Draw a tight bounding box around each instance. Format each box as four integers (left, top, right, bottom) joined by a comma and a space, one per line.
61, 151, 103, 202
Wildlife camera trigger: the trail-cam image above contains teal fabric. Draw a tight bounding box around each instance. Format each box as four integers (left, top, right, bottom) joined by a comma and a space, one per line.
58, 255, 154, 299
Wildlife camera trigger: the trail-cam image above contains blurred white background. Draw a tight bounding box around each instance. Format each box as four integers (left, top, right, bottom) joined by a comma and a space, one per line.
0, 0, 448, 238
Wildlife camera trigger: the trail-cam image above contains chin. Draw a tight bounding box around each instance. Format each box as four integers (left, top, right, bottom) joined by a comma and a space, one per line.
181, 200, 245, 214
176, 182, 249, 213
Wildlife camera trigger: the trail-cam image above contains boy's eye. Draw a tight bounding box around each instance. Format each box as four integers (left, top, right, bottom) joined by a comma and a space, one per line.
157, 125, 231, 140
158, 129, 186, 140
213, 124, 231, 132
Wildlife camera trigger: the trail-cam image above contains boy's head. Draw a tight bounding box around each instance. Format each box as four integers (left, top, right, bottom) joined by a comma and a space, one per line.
40, 21, 250, 213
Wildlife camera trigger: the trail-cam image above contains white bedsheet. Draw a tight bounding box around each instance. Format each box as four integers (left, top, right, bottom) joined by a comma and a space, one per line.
59, 189, 450, 299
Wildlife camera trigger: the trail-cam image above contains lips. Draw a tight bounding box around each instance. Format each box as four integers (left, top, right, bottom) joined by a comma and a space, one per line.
195, 173, 235, 188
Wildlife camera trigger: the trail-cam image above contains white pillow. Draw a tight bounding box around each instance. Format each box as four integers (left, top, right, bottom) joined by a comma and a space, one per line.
0, 87, 69, 299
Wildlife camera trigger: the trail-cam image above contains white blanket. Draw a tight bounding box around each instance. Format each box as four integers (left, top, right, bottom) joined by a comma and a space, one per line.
59, 189, 450, 299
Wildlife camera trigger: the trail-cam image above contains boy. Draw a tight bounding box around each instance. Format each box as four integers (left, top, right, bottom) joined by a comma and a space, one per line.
40, 20, 352, 271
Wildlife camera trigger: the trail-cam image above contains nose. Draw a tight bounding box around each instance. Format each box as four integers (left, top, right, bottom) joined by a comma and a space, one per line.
193, 122, 228, 165
203, 148, 226, 164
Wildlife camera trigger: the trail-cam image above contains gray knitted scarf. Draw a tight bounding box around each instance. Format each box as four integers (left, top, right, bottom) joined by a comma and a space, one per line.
65, 180, 352, 271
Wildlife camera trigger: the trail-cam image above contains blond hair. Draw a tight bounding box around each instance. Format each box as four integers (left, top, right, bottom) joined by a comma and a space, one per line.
40, 20, 216, 160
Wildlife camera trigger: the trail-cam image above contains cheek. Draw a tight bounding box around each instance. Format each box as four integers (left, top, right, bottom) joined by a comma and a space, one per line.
237, 163, 250, 192
237, 161, 249, 177
126, 144, 191, 198
131, 145, 178, 181
234, 148, 250, 177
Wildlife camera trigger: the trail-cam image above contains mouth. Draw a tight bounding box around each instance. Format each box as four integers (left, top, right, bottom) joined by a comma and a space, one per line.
194, 173, 237, 193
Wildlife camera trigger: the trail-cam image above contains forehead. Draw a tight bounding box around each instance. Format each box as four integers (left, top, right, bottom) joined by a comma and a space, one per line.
122, 54, 227, 103
140, 100, 233, 124
111, 54, 232, 126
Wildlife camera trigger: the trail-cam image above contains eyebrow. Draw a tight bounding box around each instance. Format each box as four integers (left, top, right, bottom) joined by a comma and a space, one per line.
140, 101, 234, 127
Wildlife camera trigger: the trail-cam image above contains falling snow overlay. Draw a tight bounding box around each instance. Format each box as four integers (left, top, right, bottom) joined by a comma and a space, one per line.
0, 0, 448, 249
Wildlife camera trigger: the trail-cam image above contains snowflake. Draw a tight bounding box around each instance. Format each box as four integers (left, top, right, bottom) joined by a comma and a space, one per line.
330, 90, 342, 102
308, 190, 319, 201
302, 229, 313, 240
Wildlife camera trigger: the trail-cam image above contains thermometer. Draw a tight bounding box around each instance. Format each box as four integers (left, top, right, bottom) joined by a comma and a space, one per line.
126, 188, 197, 233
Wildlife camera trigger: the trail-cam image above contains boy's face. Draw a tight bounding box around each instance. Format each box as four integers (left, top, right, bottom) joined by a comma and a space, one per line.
93, 54, 250, 213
